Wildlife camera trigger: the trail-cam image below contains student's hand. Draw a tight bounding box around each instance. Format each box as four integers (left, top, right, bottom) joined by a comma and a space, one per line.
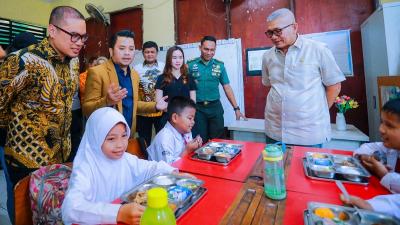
360, 155, 388, 179
235, 110, 247, 121
117, 203, 145, 225
194, 135, 203, 147
340, 194, 373, 210
185, 135, 202, 152
107, 83, 128, 106
156, 96, 168, 111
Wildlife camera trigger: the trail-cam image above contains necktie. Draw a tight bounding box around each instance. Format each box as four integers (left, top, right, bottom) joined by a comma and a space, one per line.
395, 155, 400, 173
182, 134, 187, 145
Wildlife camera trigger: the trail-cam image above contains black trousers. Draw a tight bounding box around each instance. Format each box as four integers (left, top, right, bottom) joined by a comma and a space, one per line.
68, 109, 83, 162
6, 161, 35, 187
136, 115, 163, 146
192, 100, 224, 142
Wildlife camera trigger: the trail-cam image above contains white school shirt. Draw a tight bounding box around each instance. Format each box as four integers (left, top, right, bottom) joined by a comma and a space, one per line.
147, 121, 193, 164
368, 194, 400, 219
354, 142, 400, 193
262, 35, 346, 145
61, 107, 176, 225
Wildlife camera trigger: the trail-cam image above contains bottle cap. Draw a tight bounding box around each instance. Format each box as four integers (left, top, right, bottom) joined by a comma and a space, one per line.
263, 144, 283, 161
147, 187, 168, 208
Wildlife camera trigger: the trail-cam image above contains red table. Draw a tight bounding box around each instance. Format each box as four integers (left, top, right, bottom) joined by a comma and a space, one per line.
286, 146, 390, 199
282, 191, 341, 225
177, 174, 243, 225
172, 139, 265, 182
109, 174, 242, 225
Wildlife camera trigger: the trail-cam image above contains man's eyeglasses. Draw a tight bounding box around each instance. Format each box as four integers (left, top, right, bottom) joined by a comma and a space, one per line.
265, 24, 293, 38
52, 24, 88, 43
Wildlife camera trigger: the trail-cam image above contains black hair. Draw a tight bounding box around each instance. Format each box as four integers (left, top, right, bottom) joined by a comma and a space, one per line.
6, 32, 38, 54
162, 46, 189, 87
382, 98, 400, 119
168, 96, 196, 121
200, 35, 217, 45
142, 41, 159, 52
49, 6, 85, 25
88, 56, 98, 64
109, 30, 135, 49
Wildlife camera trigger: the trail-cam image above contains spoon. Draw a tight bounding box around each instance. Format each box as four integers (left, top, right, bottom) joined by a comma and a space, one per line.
335, 180, 359, 209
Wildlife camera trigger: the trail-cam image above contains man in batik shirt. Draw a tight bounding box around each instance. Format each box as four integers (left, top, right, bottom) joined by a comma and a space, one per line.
0, 6, 87, 184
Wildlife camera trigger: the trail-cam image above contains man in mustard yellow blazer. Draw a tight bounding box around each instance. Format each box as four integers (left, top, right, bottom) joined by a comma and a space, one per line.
83, 30, 167, 136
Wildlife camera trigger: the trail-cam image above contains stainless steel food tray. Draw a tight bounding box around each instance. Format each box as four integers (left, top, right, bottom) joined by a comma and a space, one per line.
304, 202, 400, 225
120, 173, 207, 219
302, 157, 370, 185
190, 142, 243, 166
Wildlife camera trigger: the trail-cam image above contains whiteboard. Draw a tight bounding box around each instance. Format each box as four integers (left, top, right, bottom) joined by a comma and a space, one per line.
131, 38, 244, 126
303, 29, 353, 76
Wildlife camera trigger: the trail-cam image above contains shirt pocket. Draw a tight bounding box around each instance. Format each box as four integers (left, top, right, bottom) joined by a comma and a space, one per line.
292, 62, 320, 76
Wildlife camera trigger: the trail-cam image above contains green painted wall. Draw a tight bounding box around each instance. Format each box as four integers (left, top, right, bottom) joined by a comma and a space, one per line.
0, 0, 175, 46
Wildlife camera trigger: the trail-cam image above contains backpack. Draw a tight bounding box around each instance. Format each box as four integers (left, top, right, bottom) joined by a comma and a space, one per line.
29, 164, 72, 225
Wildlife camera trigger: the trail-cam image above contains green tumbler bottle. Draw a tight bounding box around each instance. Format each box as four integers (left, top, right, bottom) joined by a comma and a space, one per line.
140, 187, 176, 225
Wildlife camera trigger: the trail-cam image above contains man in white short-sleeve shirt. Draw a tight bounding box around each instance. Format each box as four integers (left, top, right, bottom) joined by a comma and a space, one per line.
262, 8, 346, 146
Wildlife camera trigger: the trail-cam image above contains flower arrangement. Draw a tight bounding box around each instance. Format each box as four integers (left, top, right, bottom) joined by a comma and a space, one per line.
335, 95, 359, 114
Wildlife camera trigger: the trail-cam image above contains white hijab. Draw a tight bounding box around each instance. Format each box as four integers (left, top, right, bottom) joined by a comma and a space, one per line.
63, 107, 175, 224
72, 107, 136, 202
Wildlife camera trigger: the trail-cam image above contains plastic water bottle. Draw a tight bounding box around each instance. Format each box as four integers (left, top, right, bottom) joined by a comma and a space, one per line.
140, 187, 176, 225
262, 142, 286, 200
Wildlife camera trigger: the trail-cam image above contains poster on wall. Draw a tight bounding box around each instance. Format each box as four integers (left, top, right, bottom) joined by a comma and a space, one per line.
246, 29, 354, 76
246, 47, 270, 76
131, 38, 244, 127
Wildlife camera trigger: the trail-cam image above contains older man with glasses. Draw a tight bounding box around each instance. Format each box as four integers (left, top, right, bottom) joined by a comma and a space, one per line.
0, 6, 86, 184
261, 8, 345, 147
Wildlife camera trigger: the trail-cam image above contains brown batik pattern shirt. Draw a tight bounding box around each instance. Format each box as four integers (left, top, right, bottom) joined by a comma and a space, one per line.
0, 38, 79, 168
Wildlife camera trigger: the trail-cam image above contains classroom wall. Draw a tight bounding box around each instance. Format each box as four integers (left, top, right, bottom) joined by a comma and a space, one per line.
52, 0, 175, 46
176, 0, 374, 134
0, 0, 175, 46
0, 0, 52, 26
1, 0, 375, 134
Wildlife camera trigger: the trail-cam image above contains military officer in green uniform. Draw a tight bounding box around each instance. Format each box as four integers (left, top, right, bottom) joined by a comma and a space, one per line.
187, 36, 246, 142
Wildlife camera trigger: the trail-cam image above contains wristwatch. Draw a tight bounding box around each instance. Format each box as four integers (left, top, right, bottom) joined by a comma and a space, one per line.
233, 106, 240, 111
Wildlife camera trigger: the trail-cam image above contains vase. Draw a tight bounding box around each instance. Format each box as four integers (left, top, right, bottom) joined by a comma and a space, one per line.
336, 112, 347, 131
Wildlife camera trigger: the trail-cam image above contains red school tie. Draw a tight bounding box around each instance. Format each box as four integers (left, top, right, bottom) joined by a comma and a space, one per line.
395, 155, 400, 173
182, 134, 187, 145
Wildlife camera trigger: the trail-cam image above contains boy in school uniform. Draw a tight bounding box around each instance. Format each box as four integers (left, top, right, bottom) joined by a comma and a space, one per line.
147, 96, 202, 163
353, 98, 400, 194
343, 99, 400, 219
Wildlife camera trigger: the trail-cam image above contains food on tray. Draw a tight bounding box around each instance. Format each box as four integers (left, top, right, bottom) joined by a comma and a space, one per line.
313, 208, 350, 223
338, 211, 349, 221
202, 147, 214, 154
312, 153, 328, 159
313, 158, 332, 166
168, 186, 192, 202
133, 191, 147, 205
318, 166, 333, 172
197, 147, 214, 160
208, 142, 222, 147
341, 160, 356, 167
127, 191, 147, 205
214, 152, 232, 163
152, 175, 175, 186
314, 207, 335, 219
221, 147, 239, 155
176, 179, 199, 190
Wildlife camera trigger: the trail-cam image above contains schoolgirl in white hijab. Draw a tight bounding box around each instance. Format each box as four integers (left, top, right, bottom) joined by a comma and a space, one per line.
62, 107, 176, 225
